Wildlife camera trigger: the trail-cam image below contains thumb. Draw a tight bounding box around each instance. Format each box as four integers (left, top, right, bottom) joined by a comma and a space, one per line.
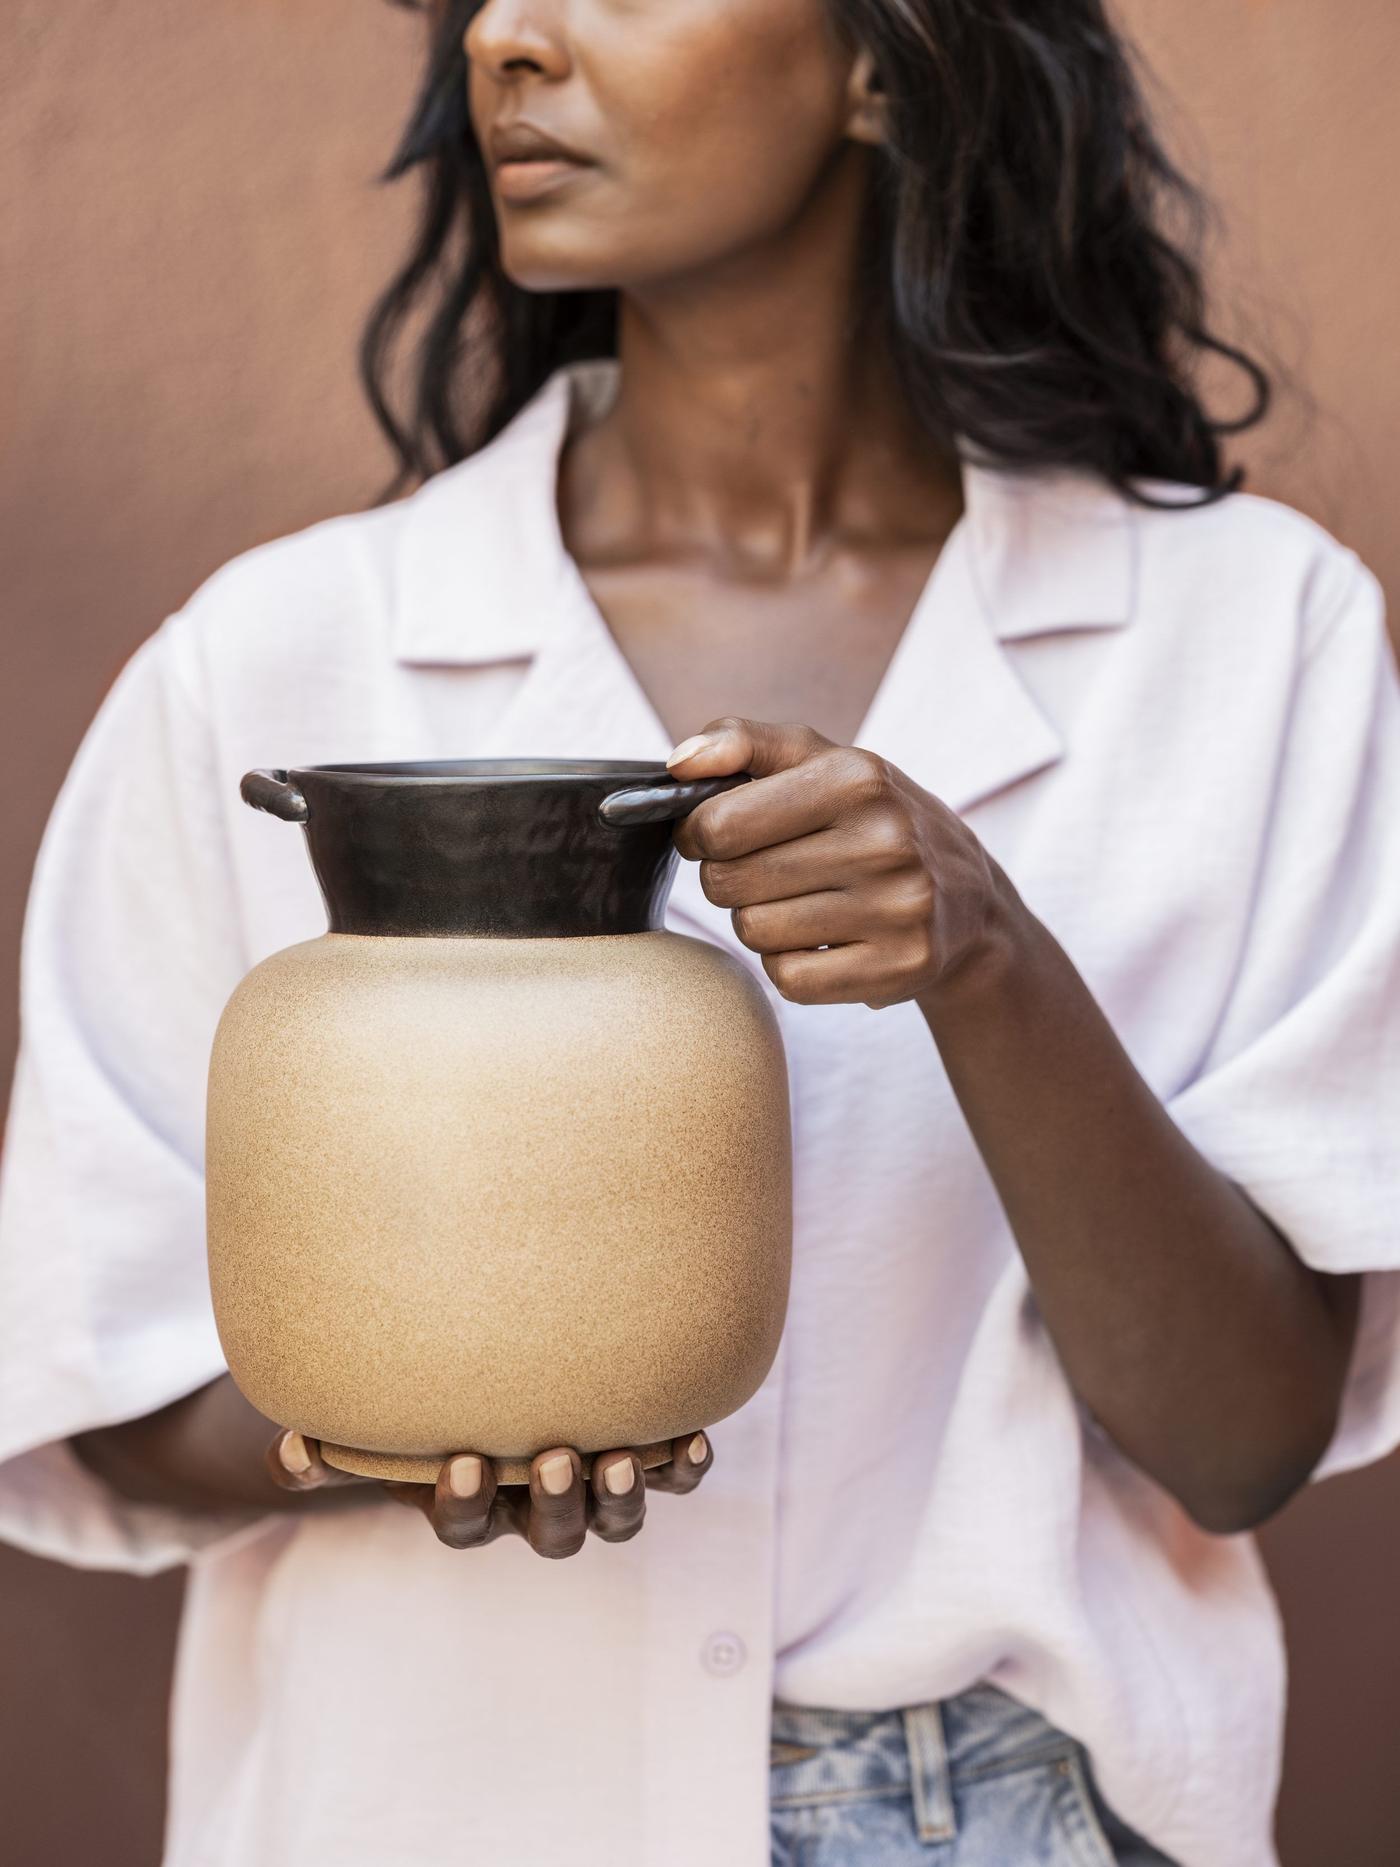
265, 1428, 370, 1493
664, 716, 832, 780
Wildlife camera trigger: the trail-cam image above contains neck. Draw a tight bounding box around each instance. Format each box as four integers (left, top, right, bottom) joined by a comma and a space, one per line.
563, 158, 962, 581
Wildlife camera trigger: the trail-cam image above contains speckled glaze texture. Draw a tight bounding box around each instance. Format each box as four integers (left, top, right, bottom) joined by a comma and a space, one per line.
206, 928, 792, 1484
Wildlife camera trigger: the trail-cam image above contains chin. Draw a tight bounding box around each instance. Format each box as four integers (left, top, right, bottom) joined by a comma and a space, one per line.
497, 246, 618, 295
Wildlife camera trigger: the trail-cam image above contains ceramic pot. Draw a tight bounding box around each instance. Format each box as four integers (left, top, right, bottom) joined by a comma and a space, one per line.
205, 759, 792, 1484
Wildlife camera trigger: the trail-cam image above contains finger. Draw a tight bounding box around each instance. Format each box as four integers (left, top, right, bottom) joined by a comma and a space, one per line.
264, 1429, 366, 1494
665, 718, 832, 781
588, 1450, 646, 1544
644, 1431, 714, 1497
673, 745, 893, 864
427, 1453, 500, 1550
762, 939, 915, 1008
731, 868, 933, 958
698, 822, 897, 910
526, 1447, 587, 1559
672, 763, 838, 862
730, 889, 862, 956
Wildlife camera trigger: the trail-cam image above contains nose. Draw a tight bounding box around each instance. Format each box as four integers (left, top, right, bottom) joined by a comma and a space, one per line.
464, 0, 569, 81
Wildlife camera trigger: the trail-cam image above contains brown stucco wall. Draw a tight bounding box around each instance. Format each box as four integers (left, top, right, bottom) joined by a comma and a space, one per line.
1, 4, 1397, 1862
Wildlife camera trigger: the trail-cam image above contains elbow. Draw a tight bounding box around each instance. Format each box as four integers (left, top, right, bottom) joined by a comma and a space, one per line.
1174, 1405, 1342, 1538
1178, 1468, 1307, 1537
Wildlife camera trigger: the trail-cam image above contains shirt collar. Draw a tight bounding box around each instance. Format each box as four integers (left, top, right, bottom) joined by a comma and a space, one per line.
390, 355, 1138, 669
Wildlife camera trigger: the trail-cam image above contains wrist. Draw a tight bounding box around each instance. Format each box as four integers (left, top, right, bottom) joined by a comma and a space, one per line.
916, 860, 1039, 1030
72, 1377, 304, 1514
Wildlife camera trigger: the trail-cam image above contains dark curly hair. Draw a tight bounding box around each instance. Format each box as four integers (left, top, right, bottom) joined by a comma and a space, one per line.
361, 0, 1269, 510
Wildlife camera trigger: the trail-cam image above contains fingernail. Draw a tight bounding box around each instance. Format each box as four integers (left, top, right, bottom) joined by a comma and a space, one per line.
688, 1433, 709, 1466
540, 1453, 575, 1496
448, 1455, 482, 1499
279, 1431, 312, 1476
603, 1459, 636, 1496
666, 732, 720, 769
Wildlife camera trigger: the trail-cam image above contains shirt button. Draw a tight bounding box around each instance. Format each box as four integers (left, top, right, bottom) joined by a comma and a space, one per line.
701, 1631, 747, 1677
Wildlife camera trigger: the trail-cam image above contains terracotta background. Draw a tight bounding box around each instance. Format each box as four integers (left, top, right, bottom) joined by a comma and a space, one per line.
2, 2, 1397, 1861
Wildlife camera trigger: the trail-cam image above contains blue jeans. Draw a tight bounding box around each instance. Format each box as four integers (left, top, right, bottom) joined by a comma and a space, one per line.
769, 1684, 1178, 1866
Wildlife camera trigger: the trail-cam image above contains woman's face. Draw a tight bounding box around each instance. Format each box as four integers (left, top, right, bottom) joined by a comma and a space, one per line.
465, 0, 879, 294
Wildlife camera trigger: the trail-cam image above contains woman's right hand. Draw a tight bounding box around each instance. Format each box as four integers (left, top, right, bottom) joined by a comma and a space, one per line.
265, 1427, 714, 1559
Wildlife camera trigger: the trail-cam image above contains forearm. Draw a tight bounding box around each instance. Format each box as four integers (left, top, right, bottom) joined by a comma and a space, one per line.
660, 718, 1365, 1528
917, 873, 1361, 1533
70, 1374, 327, 1514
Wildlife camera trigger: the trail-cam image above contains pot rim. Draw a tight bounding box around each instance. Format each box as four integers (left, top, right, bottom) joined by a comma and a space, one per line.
286, 758, 673, 785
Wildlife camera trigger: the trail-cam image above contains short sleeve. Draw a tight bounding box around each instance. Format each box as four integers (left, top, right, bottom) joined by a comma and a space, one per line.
1165, 554, 1400, 1481
0, 616, 274, 1571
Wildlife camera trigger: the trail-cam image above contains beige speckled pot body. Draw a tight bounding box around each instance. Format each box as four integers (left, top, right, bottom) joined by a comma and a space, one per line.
206, 927, 792, 1484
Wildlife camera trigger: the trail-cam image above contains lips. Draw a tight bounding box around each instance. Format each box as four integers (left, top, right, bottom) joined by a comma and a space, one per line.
492, 156, 593, 204
488, 121, 596, 206
488, 121, 594, 169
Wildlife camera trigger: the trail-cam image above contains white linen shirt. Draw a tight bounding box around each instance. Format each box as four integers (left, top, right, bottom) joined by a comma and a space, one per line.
1, 355, 1398, 1867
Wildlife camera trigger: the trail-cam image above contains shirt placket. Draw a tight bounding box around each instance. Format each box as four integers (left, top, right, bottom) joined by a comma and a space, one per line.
458, 559, 791, 1865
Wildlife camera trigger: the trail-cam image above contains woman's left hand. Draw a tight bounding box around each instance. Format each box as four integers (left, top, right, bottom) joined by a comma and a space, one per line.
667, 717, 1016, 1012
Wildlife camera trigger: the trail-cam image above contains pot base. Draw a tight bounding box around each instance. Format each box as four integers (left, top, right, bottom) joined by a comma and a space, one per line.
321, 1438, 682, 1488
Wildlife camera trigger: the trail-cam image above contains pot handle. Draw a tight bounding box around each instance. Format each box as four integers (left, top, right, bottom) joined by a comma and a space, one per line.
241, 768, 310, 823
598, 772, 751, 828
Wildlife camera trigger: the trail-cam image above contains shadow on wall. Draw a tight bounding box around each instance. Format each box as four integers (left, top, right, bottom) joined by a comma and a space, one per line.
1, 2, 1399, 1864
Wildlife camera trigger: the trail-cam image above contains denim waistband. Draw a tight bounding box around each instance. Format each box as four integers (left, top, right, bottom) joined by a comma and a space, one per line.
769, 1684, 1087, 1845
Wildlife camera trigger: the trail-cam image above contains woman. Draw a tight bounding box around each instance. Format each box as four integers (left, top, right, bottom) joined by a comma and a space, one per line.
0, 1, 1397, 1863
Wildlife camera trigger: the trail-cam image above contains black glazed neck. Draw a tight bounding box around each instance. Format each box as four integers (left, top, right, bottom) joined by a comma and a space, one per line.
276, 760, 702, 939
